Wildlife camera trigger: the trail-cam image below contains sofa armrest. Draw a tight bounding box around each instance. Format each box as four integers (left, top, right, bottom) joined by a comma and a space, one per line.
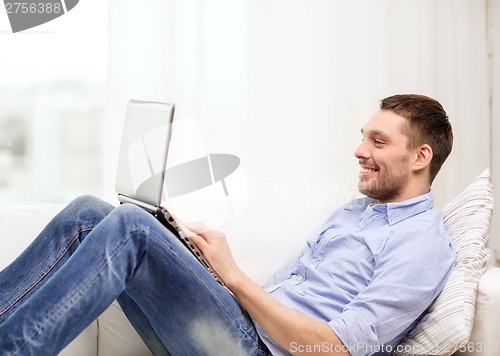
454, 266, 500, 356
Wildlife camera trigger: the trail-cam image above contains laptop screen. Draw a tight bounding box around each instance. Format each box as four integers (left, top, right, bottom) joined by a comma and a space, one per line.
115, 100, 175, 207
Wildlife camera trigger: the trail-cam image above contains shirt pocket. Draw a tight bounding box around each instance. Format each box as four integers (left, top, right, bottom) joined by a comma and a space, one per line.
325, 235, 375, 293
343, 235, 375, 263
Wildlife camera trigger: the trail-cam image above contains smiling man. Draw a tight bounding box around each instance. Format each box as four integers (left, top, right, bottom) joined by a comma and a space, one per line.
0, 94, 455, 356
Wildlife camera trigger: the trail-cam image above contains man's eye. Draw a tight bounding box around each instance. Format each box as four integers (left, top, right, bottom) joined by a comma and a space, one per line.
374, 139, 384, 145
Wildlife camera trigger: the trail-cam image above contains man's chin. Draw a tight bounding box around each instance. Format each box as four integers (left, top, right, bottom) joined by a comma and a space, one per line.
358, 181, 376, 196
358, 184, 404, 203
358, 184, 384, 201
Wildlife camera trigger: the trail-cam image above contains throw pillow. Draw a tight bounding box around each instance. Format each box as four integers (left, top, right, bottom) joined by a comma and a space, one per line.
392, 169, 493, 355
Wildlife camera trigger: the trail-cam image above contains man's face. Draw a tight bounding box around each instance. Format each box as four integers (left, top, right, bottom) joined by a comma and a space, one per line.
354, 110, 413, 203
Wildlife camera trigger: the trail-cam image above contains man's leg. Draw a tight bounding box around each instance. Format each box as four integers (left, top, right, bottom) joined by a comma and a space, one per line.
0, 195, 114, 324
98, 204, 270, 355
0, 201, 269, 355
115, 207, 270, 356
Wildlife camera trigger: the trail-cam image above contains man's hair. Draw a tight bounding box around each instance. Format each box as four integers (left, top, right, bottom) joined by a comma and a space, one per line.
380, 94, 453, 184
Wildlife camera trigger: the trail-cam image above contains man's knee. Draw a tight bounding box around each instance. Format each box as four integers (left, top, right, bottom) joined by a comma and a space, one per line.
113, 202, 145, 218
64, 195, 115, 220
68, 194, 103, 208
105, 203, 155, 232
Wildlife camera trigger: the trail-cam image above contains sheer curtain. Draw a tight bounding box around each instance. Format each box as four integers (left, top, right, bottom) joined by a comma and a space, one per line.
106, 0, 497, 275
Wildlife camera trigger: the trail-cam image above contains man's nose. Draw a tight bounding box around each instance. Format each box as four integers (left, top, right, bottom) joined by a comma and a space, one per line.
354, 140, 370, 160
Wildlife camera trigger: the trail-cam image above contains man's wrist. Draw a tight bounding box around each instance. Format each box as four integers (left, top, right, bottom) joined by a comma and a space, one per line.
223, 268, 249, 292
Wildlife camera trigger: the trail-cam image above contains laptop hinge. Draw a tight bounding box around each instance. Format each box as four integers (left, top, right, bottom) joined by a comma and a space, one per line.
117, 194, 159, 212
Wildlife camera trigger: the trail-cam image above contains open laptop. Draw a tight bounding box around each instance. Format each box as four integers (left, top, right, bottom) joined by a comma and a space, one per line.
115, 99, 223, 285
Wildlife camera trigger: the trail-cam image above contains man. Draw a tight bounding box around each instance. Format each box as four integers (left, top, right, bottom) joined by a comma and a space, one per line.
0, 94, 455, 355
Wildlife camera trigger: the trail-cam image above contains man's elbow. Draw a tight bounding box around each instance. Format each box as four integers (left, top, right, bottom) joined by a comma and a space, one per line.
286, 322, 351, 356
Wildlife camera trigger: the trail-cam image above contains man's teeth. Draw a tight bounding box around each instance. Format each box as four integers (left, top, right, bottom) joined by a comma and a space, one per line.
361, 167, 377, 173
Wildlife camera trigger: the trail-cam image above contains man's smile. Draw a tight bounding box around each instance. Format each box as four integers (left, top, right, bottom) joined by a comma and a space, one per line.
359, 164, 379, 178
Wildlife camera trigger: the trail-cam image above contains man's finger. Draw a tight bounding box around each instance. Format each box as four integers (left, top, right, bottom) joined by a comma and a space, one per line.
177, 223, 196, 238
185, 221, 212, 235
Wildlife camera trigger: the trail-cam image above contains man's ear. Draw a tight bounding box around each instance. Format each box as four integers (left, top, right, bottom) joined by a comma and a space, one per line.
412, 144, 433, 172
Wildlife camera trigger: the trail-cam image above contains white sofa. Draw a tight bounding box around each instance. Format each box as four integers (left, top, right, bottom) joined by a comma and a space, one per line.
1, 203, 499, 356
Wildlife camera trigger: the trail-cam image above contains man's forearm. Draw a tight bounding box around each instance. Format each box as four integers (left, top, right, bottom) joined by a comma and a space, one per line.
225, 271, 350, 356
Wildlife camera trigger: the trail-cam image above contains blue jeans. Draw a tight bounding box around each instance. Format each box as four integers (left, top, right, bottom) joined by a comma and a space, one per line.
0, 195, 271, 355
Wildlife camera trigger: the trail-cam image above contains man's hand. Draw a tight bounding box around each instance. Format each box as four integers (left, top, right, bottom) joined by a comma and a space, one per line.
179, 221, 243, 286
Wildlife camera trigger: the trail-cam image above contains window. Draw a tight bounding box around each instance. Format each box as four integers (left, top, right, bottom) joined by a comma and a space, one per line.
0, 1, 108, 203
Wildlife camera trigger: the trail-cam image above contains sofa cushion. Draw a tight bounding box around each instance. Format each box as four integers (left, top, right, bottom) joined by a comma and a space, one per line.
393, 169, 493, 355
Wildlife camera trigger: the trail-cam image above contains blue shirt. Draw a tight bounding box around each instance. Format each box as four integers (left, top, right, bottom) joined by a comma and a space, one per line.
256, 191, 455, 356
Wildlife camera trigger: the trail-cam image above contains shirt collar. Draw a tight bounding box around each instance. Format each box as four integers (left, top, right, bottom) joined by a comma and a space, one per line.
383, 190, 434, 225
345, 190, 435, 226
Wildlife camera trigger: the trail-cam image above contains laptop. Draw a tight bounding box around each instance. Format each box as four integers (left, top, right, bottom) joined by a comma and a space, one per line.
115, 99, 223, 285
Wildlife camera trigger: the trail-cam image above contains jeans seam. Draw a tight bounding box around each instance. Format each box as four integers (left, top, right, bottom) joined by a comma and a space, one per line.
0, 226, 95, 317
13, 225, 133, 354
